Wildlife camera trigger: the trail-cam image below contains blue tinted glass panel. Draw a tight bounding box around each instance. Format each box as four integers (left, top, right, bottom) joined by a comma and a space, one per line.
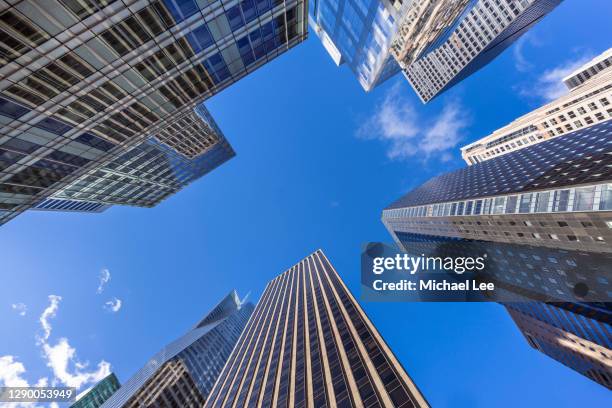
256, 0, 271, 14
163, 0, 199, 23
35, 117, 72, 134
204, 54, 231, 84
237, 36, 255, 66
186, 24, 214, 53
75, 133, 116, 152
0, 97, 30, 119
241, 0, 258, 24
226, 6, 245, 30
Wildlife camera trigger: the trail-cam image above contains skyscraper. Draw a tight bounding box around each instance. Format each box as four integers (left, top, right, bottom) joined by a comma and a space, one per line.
71, 373, 121, 408
383, 120, 612, 253
0, 0, 307, 225
393, 0, 563, 102
100, 291, 254, 408
506, 301, 611, 389
382, 100, 612, 385
205, 249, 429, 408
461, 48, 612, 165
308, 0, 406, 91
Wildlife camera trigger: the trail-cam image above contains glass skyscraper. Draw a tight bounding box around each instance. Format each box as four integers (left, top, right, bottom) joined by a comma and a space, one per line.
506, 301, 611, 389
0, 0, 307, 225
71, 373, 121, 408
382, 101, 612, 386
309, 0, 405, 91
205, 249, 429, 408
383, 120, 612, 253
99, 290, 254, 408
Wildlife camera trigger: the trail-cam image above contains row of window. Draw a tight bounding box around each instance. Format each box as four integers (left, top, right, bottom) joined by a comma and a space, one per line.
384, 183, 612, 220
467, 83, 612, 164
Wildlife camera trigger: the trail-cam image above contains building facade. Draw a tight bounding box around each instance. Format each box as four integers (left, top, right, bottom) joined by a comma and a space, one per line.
506, 302, 611, 389
205, 249, 429, 408
383, 120, 612, 253
309, 0, 405, 91
461, 48, 612, 165
100, 291, 254, 408
71, 373, 121, 408
50, 105, 235, 207
0, 0, 307, 225
395, 0, 562, 102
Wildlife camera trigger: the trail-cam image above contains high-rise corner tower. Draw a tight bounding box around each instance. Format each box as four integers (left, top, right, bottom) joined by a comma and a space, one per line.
205, 249, 429, 408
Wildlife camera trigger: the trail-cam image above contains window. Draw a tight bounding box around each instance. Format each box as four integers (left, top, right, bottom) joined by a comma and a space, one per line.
553, 190, 570, 212
535, 192, 550, 212
465, 201, 473, 215
505, 196, 518, 213
457, 201, 465, 215
35, 116, 72, 134
163, 0, 199, 23
473, 200, 483, 215
519, 193, 533, 213
492, 197, 505, 214
600, 184, 612, 210
574, 186, 596, 211
0, 97, 30, 119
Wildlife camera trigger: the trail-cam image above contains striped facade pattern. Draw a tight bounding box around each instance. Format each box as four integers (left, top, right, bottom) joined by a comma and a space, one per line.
507, 304, 612, 389
205, 250, 429, 408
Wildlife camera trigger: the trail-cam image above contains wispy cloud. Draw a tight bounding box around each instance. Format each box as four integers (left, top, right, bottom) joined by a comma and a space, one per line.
523, 54, 593, 102
11, 303, 27, 317
1, 296, 112, 407
357, 81, 469, 162
103, 298, 122, 313
39, 295, 61, 342
513, 34, 535, 72
36, 295, 111, 389
96, 269, 111, 294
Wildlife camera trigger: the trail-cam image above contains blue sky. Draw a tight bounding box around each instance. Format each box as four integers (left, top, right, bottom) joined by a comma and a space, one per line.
1, 1, 611, 406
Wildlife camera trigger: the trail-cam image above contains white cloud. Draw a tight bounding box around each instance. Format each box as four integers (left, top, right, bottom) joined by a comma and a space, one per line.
513, 35, 533, 72
527, 54, 593, 101
0, 355, 30, 387
39, 295, 61, 342
103, 298, 122, 313
96, 269, 111, 294
0, 356, 49, 408
41, 339, 110, 389
11, 303, 27, 317
357, 81, 469, 161
36, 296, 112, 390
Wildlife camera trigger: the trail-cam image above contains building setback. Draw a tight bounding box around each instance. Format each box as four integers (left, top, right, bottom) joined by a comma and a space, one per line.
71, 373, 121, 408
205, 249, 429, 408
0, 0, 307, 225
100, 291, 254, 408
461, 48, 612, 165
